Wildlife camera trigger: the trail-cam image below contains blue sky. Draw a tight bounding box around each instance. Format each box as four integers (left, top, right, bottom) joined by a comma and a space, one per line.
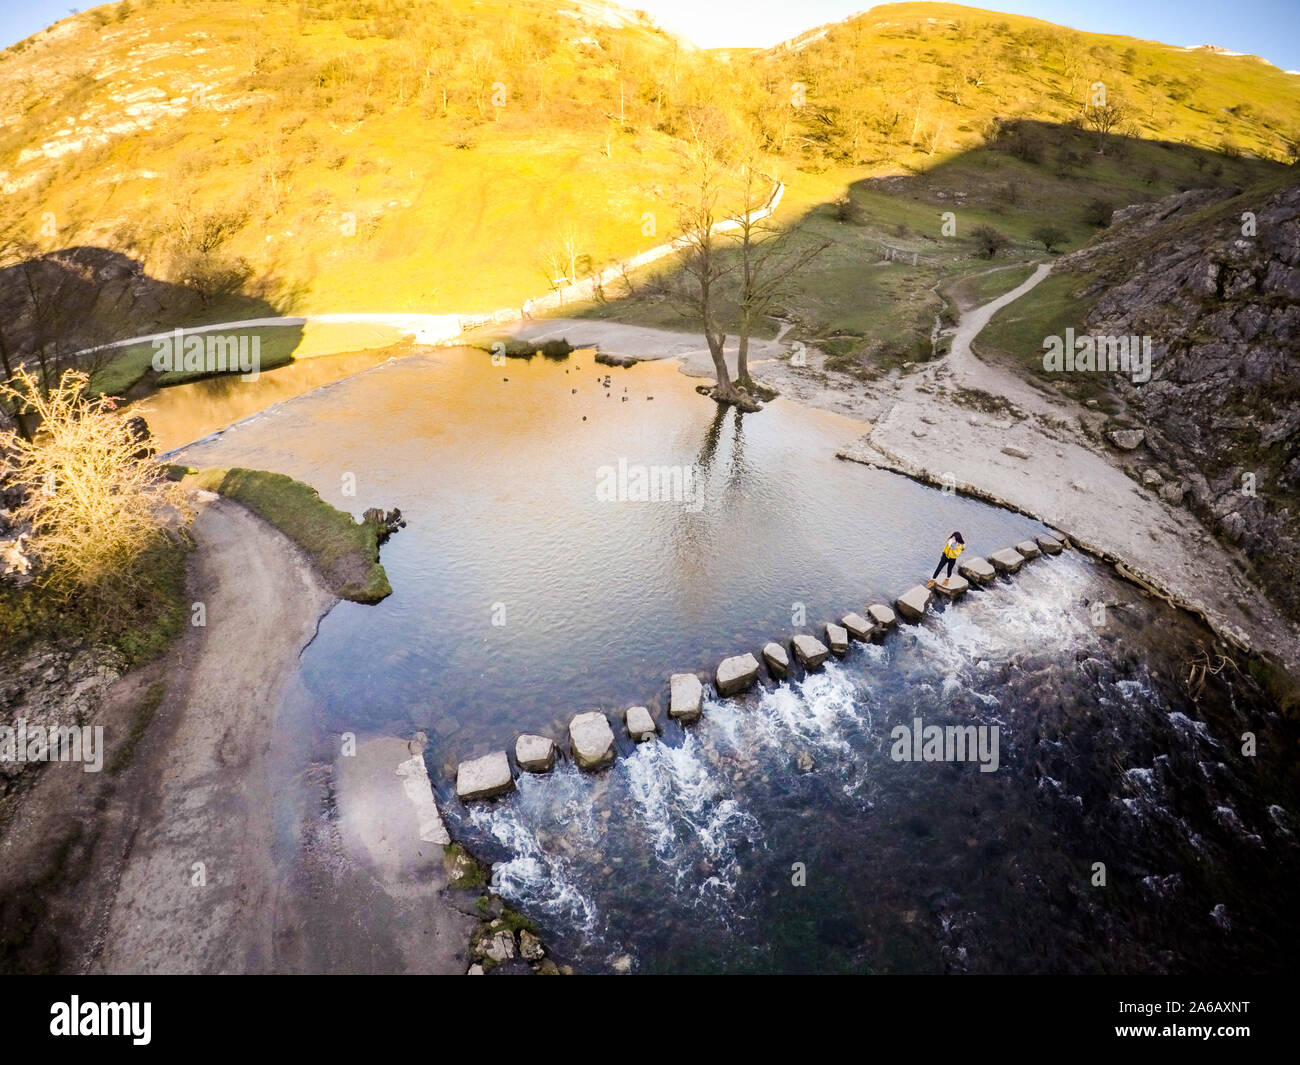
3, 1, 1298, 71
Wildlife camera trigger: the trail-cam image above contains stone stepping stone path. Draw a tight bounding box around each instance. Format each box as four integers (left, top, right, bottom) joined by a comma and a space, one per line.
455, 525, 1069, 799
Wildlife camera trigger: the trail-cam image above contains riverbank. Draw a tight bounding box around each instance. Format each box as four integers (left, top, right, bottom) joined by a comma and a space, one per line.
507, 281, 1300, 676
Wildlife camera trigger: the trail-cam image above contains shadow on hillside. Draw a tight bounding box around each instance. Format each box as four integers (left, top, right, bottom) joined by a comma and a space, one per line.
570, 120, 1287, 373
0, 246, 305, 402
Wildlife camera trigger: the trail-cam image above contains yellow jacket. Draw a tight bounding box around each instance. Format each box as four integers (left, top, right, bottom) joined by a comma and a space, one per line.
942, 539, 964, 559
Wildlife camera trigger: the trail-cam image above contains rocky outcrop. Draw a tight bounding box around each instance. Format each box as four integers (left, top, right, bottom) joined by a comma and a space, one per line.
1062, 182, 1300, 624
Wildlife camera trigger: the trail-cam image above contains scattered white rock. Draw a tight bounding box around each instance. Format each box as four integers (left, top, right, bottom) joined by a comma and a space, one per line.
1106, 428, 1146, 451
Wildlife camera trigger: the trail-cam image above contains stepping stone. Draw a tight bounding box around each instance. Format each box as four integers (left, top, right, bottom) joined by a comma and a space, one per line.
624, 706, 656, 742
669, 673, 703, 722
1015, 539, 1041, 559
456, 751, 514, 801
762, 641, 789, 679
895, 584, 932, 622
716, 652, 761, 696
515, 734, 557, 773
931, 574, 969, 599
841, 612, 874, 640
1036, 534, 1063, 555
988, 548, 1025, 573
825, 623, 849, 655
959, 556, 995, 584
866, 604, 896, 630
1046, 528, 1069, 547
569, 711, 615, 770
791, 633, 830, 670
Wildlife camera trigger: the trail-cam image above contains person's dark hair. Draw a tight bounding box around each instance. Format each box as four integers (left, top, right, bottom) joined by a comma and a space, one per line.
952, 531, 965, 544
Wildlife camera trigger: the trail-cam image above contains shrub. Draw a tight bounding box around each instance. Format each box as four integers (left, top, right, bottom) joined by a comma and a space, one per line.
1031, 223, 1068, 253
970, 224, 1010, 259
1082, 198, 1114, 227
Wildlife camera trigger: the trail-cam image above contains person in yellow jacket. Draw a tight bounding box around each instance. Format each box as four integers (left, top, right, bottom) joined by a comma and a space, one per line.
927, 531, 965, 588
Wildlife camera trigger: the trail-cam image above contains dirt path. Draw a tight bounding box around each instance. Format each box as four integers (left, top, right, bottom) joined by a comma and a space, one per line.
0, 493, 477, 974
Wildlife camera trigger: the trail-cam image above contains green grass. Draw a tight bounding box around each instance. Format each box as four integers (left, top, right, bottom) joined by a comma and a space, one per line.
185, 466, 392, 603
0, 531, 191, 667
89, 323, 306, 398
947, 263, 1038, 309
971, 268, 1114, 406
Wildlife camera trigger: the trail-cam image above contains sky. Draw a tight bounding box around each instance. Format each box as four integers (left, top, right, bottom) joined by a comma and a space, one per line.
1, 0, 1297, 71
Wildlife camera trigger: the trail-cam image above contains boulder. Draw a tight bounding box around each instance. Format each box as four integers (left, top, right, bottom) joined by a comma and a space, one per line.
1015, 539, 1041, 559
791, 633, 830, 670
762, 641, 790, 678
1035, 534, 1063, 555
931, 574, 969, 599
625, 705, 656, 742
895, 584, 932, 622
456, 751, 515, 801
1106, 428, 1146, 451
1141, 468, 1164, 487
519, 929, 545, 961
959, 556, 996, 584
569, 711, 616, 770
841, 612, 874, 640
988, 548, 1025, 573
866, 604, 896, 629
1160, 482, 1186, 505
515, 734, 557, 773
825, 623, 849, 655
669, 673, 703, 722
716, 653, 760, 696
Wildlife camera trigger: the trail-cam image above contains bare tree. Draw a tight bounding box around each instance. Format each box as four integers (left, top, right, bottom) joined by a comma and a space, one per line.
727, 146, 828, 390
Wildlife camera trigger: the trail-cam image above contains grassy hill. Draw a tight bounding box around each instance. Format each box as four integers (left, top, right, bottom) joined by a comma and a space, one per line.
0, 0, 1295, 372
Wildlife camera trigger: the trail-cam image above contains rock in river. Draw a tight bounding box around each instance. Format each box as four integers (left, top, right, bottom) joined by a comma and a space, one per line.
456, 751, 515, 801
762, 641, 790, 678
959, 556, 995, 584
716, 653, 761, 696
988, 548, 1025, 573
1015, 539, 1041, 559
866, 604, 896, 630
895, 584, 932, 622
792, 633, 830, 670
669, 672, 703, 722
515, 734, 557, 773
569, 711, 616, 770
625, 705, 657, 742
841, 613, 873, 641
825, 623, 849, 655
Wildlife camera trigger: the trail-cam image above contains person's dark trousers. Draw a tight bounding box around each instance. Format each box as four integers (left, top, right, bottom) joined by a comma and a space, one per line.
931, 555, 956, 580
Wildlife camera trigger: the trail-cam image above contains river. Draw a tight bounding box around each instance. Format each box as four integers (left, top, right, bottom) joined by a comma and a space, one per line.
154, 342, 1300, 974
